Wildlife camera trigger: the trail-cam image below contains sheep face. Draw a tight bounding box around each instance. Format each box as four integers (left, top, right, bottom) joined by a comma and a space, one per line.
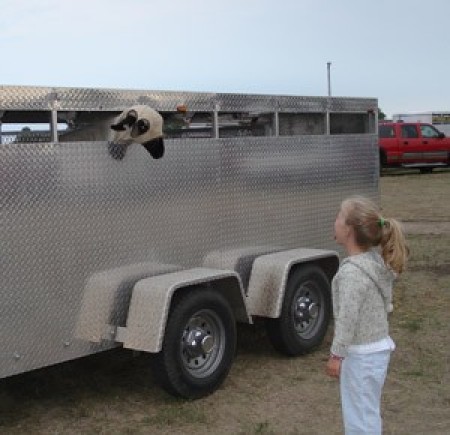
110, 105, 164, 160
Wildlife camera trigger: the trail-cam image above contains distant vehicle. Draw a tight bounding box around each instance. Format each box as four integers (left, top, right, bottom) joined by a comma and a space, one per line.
393, 112, 450, 136
378, 121, 450, 173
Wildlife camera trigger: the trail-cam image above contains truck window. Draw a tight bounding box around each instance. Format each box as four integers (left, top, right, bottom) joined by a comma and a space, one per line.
420, 124, 441, 138
378, 125, 394, 138
400, 125, 418, 139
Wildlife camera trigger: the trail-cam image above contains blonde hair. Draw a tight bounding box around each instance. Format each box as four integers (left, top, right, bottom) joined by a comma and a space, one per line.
340, 196, 409, 274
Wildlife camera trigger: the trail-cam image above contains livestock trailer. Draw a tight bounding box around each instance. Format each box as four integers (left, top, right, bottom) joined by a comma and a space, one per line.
0, 85, 378, 398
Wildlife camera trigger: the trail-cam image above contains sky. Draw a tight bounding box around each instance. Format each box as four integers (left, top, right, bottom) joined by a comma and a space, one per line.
1, 0, 449, 118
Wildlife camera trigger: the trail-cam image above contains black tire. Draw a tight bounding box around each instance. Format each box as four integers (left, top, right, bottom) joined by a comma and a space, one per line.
379, 151, 387, 174
419, 167, 433, 174
152, 288, 236, 399
266, 265, 331, 356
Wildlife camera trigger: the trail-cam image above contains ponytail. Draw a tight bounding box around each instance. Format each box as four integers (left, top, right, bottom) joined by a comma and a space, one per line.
380, 218, 409, 274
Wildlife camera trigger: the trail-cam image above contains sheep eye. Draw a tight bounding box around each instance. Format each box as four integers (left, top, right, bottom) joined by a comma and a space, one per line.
137, 119, 150, 134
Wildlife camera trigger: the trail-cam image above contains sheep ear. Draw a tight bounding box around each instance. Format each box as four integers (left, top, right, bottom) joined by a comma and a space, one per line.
110, 123, 125, 131
142, 137, 164, 159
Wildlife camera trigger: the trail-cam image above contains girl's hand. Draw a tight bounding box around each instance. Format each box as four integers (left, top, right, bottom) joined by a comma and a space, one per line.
326, 356, 342, 378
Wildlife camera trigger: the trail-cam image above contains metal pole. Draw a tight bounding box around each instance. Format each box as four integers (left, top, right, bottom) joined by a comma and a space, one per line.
49, 92, 59, 142
50, 110, 58, 142
274, 111, 279, 137
327, 62, 332, 97
212, 103, 220, 139
326, 62, 332, 135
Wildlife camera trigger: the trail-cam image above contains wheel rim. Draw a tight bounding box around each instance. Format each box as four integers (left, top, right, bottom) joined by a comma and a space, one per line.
180, 309, 225, 378
291, 279, 324, 339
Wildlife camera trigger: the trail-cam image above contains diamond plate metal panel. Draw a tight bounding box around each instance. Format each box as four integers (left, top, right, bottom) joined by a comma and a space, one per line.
1, 86, 378, 378
0, 85, 54, 110
1, 86, 377, 113
216, 93, 276, 112
0, 86, 217, 112
53, 88, 216, 112
1, 138, 223, 377
216, 134, 378, 255
329, 97, 378, 112
277, 95, 328, 113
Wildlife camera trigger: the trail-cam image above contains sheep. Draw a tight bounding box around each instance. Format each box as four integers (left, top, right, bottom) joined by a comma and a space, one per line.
59, 105, 164, 160
110, 105, 164, 160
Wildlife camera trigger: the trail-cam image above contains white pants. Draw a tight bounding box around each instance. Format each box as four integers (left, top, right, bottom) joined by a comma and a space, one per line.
340, 350, 391, 435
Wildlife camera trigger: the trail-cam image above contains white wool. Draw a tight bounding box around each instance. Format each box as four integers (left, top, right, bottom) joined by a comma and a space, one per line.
111, 105, 163, 145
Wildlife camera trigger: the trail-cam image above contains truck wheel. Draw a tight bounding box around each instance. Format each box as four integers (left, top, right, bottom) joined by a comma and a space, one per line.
266, 265, 331, 356
379, 151, 387, 174
419, 167, 433, 174
152, 288, 236, 399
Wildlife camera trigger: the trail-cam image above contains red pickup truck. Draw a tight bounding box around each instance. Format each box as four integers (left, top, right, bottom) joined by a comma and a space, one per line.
379, 122, 450, 173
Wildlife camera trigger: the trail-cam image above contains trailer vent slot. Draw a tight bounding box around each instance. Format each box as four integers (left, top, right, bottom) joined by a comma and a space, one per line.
279, 113, 325, 136
218, 112, 275, 137
330, 113, 375, 134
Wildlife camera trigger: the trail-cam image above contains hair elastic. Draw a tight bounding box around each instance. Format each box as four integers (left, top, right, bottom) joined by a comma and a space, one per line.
378, 217, 386, 228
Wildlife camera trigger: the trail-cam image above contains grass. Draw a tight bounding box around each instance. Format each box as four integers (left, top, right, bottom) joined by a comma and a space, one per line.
399, 317, 423, 333
386, 231, 450, 410
0, 172, 449, 434
381, 168, 450, 221
142, 404, 207, 427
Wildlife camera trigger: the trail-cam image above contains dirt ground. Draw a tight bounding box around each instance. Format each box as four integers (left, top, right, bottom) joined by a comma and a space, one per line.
0, 169, 449, 434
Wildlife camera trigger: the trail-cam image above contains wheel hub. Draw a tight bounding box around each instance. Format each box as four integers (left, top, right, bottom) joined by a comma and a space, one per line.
184, 328, 214, 358
180, 309, 227, 378
294, 297, 318, 323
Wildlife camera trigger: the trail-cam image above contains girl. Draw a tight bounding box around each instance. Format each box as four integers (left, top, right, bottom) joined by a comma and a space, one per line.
326, 196, 408, 435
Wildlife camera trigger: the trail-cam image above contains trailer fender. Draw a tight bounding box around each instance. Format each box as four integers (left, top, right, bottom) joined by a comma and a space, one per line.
202, 245, 283, 292
246, 248, 339, 318
75, 262, 180, 343
117, 268, 249, 353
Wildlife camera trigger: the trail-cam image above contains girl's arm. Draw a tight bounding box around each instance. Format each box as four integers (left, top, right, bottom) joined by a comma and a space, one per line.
330, 266, 366, 357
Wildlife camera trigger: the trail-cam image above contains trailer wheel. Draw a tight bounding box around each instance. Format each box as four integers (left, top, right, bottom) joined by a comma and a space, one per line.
152, 288, 236, 399
266, 265, 331, 356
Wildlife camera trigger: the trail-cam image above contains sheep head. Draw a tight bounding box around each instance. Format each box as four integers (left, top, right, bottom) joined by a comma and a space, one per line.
109, 105, 164, 160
